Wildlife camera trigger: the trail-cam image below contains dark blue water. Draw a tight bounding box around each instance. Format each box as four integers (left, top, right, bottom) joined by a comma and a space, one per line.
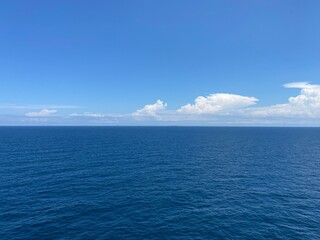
1, 127, 320, 239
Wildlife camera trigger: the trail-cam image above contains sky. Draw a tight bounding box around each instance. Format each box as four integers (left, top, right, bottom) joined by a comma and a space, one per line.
1, 0, 320, 126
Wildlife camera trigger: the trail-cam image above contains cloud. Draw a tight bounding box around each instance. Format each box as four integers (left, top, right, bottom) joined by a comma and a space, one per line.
70, 112, 105, 118
251, 82, 320, 117
283, 82, 320, 89
178, 93, 258, 114
70, 112, 125, 118
4, 82, 320, 126
133, 100, 167, 116
0, 104, 79, 110
25, 109, 57, 117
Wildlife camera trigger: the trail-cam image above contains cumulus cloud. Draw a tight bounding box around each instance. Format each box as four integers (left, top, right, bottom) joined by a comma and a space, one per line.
133, 100, 167, 116
251, 82, 320, 117
25, 109, 57, 117
178, 93, 258, 114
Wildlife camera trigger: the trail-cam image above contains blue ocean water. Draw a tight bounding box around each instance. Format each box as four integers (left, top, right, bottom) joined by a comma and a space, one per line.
1, 127, 320, 239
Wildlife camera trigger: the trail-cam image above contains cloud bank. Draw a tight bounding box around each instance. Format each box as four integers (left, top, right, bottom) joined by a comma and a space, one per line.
4, 82, 320, 126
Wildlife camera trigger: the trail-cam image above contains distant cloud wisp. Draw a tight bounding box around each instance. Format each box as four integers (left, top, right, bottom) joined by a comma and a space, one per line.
25, 109, 57, 117
70, 112, 106, 118
0, 104, 80, 110
283, 82, 320, 89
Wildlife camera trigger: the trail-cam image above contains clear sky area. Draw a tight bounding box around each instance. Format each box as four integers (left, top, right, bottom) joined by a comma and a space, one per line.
1, 0, 320, 126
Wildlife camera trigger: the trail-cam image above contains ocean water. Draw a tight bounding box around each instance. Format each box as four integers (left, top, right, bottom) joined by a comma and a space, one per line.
1, 127, 320, 239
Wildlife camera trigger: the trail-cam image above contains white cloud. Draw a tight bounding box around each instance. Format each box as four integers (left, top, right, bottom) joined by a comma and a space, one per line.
283, 82, 320, 89
70, 112, 105, 118
70, 112, 125, 118
0, 104, 79, 109
251, 82, 320, 117
133, 100, 167, 116
25, 109, 57, 117
178, 93, 258, 114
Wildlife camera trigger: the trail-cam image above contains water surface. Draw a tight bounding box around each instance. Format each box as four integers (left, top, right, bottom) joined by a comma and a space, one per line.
1, 127, 320, 239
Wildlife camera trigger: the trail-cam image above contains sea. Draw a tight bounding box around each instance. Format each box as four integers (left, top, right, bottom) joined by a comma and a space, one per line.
1, 127, 320, 239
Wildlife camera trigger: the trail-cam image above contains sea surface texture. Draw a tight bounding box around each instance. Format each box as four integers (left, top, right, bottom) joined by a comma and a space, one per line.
1, 127, 320, 239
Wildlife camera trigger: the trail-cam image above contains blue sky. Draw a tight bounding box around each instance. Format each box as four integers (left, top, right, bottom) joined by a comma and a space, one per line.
1, 0, 320, 125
